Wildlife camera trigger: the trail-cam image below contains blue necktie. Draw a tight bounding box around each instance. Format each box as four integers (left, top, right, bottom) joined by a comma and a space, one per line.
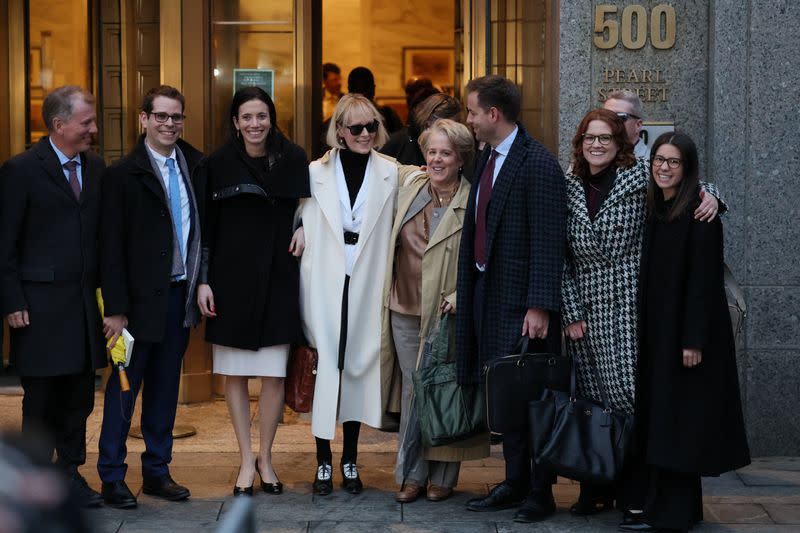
166, 158, 184, 260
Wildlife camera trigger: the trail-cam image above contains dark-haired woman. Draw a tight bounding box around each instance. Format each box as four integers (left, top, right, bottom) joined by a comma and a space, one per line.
195, 87, 310, 496
561, 110, 724, 515
622, 132, 749, 532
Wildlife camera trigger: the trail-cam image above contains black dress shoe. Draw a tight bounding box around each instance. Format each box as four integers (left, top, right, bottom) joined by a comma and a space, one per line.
465, 482, 525, 512
340, 461, 363, 494
101, 480, 137, 509
571, 494, 615, 515
618, 520, 656, 532
513, 495, 557, 523
142, 474, 190, 501
312, 461, 333, 496
70, 474, 103, 508
256, 458, 283, 495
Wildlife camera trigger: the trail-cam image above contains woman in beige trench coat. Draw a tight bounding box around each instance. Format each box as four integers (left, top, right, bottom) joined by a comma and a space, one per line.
380, 119, 490, 504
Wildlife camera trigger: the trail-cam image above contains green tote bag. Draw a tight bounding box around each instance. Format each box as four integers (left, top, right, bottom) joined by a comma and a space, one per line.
412, 314, 485, 447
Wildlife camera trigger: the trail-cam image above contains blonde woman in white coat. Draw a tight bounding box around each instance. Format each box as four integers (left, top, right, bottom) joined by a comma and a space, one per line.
297, 94, 399, 496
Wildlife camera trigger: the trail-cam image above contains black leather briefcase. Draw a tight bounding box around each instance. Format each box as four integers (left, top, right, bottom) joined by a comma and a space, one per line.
483, 337, 571, 434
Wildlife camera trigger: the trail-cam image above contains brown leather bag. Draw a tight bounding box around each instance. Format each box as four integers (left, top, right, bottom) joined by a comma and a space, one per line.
285, 345, 318, 413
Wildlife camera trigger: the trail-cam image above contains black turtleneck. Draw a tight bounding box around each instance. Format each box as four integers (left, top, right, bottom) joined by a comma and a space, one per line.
340, 149, 369, 207
582, 165, 616, 220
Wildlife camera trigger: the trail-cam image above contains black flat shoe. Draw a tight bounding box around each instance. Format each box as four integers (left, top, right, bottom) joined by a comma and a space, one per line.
571, 494, 615, 515
256, 458, 283, 495
340, 461, 363, 494
313, 461, 333, 496
142, 474, 190, 501
465, 481, 525, 512
101, 480, 137, 509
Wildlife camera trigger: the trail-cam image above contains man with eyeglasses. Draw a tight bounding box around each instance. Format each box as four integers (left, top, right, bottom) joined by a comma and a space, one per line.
97, 85, 203, 509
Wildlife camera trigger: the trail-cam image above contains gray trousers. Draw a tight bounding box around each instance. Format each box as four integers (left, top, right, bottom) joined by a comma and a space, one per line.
392, 311, 460, 488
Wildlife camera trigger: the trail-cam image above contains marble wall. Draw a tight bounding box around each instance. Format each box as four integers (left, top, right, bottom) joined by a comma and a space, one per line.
322, 0, 454, 100
560, 0, 800, 455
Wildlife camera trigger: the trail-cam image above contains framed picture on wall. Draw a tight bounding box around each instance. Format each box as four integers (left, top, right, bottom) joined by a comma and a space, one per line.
402, 47, 454, 93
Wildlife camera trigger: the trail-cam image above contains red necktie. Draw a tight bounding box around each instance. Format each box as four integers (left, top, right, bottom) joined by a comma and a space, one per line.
474, 149, 498, 268
64, 160, 81, 200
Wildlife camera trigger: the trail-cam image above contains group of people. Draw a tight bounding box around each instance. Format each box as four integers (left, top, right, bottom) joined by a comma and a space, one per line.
0, 71, 749, 533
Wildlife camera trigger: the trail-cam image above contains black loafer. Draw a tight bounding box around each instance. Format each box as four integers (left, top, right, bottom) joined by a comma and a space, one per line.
513, 495, 557, 523
313, 461, 333, 496
142, 474, 190, 501
466, 481, 525, 512
340, 461, 363, 494
70, 474, 103, 508
101, 480, 137, 509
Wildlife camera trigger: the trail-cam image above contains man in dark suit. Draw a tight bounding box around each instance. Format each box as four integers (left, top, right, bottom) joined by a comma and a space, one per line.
455, 75, 567, 522
97, 85, 202, 509
0, 86, 107, 507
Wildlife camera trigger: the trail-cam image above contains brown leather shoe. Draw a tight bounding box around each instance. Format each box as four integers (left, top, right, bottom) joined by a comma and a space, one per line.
426, 485, 453, 502
395, 483, 424, 503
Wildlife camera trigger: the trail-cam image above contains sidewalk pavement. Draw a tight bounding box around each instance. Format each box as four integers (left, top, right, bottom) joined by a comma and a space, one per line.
1, 391, 799, 532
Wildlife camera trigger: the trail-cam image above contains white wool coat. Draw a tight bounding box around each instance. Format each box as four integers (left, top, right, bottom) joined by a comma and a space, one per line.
299, 148, 398, 440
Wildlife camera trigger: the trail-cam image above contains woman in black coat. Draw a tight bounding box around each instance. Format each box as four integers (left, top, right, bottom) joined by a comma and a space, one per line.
196, 87, 310, 497
625, 132, 750, 532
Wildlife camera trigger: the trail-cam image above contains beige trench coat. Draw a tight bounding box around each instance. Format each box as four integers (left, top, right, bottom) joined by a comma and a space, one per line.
299, 148, 401, 440
380, 170, 490, 462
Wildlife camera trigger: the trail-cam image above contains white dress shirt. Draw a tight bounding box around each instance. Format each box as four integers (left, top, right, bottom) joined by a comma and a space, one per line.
145, 141, 191, 268
335, 150, 371, 276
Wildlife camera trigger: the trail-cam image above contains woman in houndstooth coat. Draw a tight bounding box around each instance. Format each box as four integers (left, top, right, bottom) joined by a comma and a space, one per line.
561, 109, 724, 515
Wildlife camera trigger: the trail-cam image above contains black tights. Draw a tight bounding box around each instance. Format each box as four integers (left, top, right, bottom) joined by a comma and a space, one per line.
315, 421, 361, 465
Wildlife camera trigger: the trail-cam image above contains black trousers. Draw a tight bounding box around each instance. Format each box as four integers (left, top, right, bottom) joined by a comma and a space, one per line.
20, 371, 95, 473
474, 271, 557, 497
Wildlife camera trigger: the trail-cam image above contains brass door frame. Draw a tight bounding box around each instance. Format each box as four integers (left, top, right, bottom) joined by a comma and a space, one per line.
7, 0, 26, 157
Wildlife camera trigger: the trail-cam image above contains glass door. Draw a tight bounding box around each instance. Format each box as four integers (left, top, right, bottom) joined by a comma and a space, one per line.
210, 0, 297, 149
27, 0, 92, 146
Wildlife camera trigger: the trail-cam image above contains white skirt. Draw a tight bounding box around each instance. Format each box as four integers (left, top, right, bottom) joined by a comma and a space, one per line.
212, 344, 290, 377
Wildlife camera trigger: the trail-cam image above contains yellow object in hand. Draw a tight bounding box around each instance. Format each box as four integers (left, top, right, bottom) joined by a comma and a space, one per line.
95, 288, 128, 366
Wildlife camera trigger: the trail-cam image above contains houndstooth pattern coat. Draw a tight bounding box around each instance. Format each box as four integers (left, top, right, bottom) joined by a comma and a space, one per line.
562, 158, 724, 414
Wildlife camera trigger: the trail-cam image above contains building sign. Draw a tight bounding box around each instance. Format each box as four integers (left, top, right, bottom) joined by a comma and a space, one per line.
593, 3, 676, 102
233, 68, 274, 97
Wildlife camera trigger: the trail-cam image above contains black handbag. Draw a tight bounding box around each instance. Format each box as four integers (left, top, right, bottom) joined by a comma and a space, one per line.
413, 314, 485, 447
529, 339, 634, 484
483, 337, 571, 434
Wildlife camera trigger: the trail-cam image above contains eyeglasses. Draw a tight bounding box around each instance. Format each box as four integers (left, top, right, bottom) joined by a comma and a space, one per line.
345, 120, 379, 136
615, 112, 640, 122
149, 112, 186, 124
582, 134, 613, 145
652, 155, 682, 169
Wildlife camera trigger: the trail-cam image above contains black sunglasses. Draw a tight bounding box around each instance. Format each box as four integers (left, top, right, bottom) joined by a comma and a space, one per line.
345, 120, 379, 136
615, 111, 640, 122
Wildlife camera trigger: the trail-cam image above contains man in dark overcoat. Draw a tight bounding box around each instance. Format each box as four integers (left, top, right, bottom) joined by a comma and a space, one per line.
455, 75, 566, 522
97, 85, 202, 509
0, 86, 107, 507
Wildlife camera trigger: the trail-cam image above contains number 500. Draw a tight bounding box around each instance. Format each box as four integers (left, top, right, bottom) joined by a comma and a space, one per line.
594, 4, 677, 50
